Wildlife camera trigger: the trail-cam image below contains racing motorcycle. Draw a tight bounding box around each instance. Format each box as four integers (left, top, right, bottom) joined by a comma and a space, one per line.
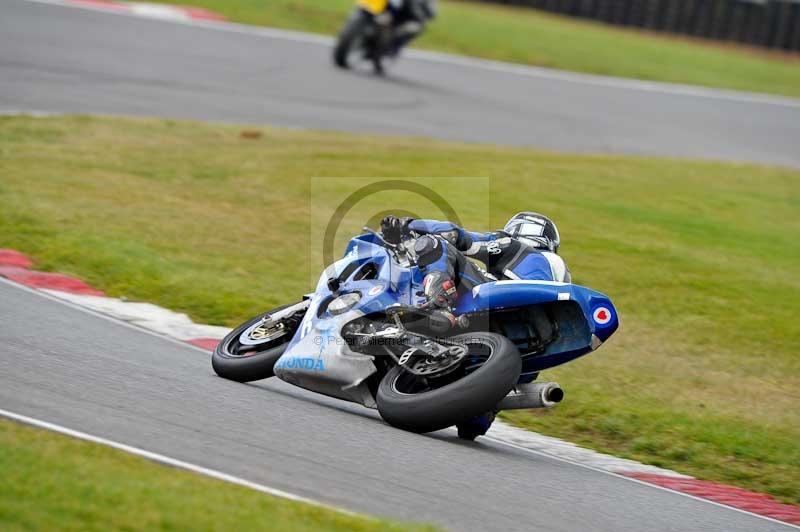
333, 0, 436, 74
213, 228, 618, 440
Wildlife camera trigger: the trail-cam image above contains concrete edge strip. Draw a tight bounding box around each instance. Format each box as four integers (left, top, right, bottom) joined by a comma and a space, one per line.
488, 421, 691, 478
0, 408, 363, 518
69, 0, 226, 21
0, 277, 226, 357
39, 288, 232, 340
20, 0, 800, 109
1, 248, 798, 527
0, 110, 65, 117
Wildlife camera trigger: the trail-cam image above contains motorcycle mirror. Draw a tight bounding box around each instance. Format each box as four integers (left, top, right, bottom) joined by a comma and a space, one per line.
327, 276, 341, 293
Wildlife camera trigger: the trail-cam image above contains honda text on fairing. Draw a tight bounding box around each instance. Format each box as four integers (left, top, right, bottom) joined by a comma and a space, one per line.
212, 224, 619, 441
333, 0, 436, 74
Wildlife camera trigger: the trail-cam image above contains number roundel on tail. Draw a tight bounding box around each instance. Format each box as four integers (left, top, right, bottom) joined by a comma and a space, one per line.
592, 306, 613, 326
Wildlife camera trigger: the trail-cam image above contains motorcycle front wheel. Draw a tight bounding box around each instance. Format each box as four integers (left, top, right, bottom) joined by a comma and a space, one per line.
333, 10, 374, 69
212, 303, 300, 383
376, 333, 521, 434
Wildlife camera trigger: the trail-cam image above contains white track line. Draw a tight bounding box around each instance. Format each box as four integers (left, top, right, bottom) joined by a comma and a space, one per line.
2, 277, 797, 528
21, 0, 800, 109
0, 407, 362, 518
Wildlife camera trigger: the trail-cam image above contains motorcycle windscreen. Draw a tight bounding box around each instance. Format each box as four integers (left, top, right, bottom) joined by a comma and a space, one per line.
315, 238, 392, 293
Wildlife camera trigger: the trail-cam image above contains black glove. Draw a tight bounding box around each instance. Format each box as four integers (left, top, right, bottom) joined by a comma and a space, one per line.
380, 215, 412, 245
422, 271, 457, 309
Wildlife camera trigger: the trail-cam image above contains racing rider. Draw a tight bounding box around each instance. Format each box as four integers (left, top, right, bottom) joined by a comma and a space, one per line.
381, 212, 569, 310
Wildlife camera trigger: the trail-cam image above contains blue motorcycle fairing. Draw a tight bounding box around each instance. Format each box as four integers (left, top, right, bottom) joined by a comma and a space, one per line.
456, 280, 618, 341
273, 234, 619, 407
455, 279, 618, 372
275, 235, 421, 406
274, 296, 380, 408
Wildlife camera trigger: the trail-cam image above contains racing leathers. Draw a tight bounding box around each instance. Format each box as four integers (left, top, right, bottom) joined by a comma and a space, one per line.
412, 233, 492, 310
407, 219, 570, 285
381, 216, 569, 308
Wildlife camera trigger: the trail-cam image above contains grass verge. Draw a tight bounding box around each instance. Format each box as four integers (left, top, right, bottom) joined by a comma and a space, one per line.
0, 115, 798, 504
146, 0, 800, 98
0, 418, 433, 531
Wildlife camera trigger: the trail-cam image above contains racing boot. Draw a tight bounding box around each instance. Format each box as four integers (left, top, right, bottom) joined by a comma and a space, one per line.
456, 411, 496, 441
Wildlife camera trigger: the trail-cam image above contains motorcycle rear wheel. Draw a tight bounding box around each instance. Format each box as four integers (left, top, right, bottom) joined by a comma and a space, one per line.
212, 304, 299, 383
376, 333, 521, 434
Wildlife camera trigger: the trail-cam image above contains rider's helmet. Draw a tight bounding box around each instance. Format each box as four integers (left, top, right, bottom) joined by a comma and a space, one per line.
503, 212, 560, 253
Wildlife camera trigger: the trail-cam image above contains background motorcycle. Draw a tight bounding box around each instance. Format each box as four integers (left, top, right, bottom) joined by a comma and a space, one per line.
333, 0, 436, 74
213, 229, 618, 440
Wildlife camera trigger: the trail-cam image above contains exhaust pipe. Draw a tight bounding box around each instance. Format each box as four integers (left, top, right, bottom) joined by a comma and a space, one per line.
496, 382, 564, 411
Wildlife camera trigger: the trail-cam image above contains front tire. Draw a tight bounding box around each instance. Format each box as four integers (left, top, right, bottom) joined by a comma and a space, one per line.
376, 333, 521, 434
333, 11, 372, 69
212, 304, 300, 383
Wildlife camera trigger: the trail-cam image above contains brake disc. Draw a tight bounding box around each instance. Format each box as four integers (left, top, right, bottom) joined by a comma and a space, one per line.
405, 344, 469, 377
239, 319, 287, 346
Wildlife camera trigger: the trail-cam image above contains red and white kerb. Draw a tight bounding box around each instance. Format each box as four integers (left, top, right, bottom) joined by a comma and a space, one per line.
593, 307, 612, 325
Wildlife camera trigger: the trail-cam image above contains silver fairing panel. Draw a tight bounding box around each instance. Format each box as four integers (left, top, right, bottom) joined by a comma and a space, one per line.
273, 301, 378, 408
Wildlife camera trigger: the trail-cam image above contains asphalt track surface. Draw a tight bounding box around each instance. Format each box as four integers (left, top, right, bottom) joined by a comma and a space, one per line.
2, 0, 800, 167
1, 282, 795, 531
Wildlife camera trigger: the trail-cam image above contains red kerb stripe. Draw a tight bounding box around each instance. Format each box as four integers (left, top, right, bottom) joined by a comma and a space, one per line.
623, 472, 800, 525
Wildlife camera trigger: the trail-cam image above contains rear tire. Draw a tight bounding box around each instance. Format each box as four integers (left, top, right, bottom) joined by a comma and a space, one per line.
376, 333, 521, 434
334, 11, 372, 69
212, 304, 299, 383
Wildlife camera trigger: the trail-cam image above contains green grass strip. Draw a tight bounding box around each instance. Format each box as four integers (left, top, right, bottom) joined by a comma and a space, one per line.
0, 418, 435, 531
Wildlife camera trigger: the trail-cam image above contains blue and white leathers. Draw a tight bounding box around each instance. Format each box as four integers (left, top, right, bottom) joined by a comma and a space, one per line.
408, 219, 570, 283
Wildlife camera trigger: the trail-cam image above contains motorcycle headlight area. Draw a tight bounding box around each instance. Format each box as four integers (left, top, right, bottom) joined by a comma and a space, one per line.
328, 292, 362, 315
